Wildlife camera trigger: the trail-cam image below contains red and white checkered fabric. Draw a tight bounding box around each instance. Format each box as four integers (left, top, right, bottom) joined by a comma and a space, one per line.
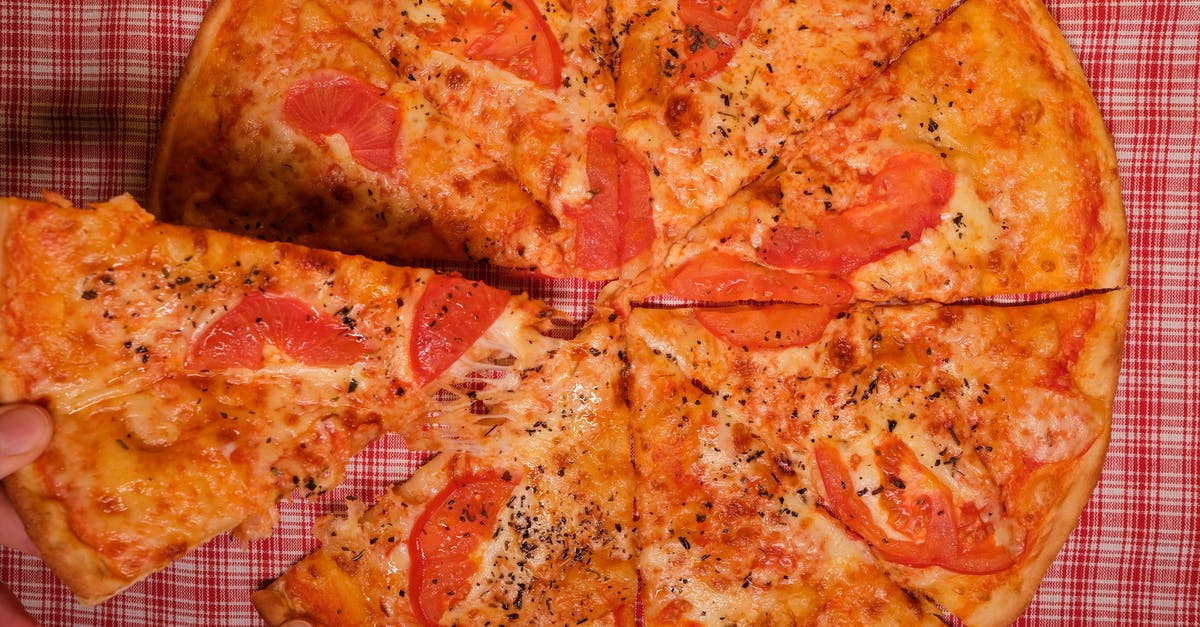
1, 0, 1197, 624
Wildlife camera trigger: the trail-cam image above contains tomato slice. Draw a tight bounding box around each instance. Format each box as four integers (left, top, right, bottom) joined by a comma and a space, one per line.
421, 0, 563, 89
186, 292, 366, 370
410, 275, 510, 385
283, 71, 399, 172
668, 252, 853, 304
618, 139, 656, 264
815, 437, 1016, 574
760, 152, 956, 275
409, 471, 519, 625
695, 305, 839, 350
679, 0, 760, 78
569, 126, 656, 271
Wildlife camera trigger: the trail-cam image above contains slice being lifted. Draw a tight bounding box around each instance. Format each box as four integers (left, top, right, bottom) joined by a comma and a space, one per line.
0, 194, 562, 604
643, 0, 1127, 304
253, 318, 637, 626
625, 290, 1126, 626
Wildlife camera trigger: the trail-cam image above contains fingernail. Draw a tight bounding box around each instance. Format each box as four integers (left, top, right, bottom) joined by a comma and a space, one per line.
0, 406, 51, 456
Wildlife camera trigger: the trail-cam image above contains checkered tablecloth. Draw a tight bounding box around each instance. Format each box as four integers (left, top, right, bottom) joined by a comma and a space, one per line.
1, 1, 1197, 625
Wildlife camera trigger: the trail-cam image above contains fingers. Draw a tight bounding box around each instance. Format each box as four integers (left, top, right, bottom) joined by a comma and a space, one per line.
0, 487, 36, 554
0, 406, 51, 477
0, 405, 51, 554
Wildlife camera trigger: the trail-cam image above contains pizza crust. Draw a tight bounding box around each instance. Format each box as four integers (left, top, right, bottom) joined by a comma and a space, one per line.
3, 470, 139, 605
147, 0, 230, 212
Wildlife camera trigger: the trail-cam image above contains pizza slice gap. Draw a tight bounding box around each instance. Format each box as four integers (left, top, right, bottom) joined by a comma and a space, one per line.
0, 194, 564, 605
253, 316, 638, 626
610, 0, 956, 241
624, 288, 1126, 626
151, 0, 572, 277
628, 0, 1128, 307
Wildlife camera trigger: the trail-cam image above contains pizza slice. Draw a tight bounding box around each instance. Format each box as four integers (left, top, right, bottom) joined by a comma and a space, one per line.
611, 0, 952, 237
639, 0, 1127, 305
152, 0, 571, 276
0, 194, 562, 604
624, 289, 1126, 625
314, 0, 657, 277
252, 316, 637, 626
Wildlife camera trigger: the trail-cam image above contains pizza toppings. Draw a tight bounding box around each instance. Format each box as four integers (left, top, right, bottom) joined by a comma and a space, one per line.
815, 437, 1017, 574
419, 0, 564, 89
695, 305, 839, 350
760, 152, 956, 275
282, 71, 399, 172
410, 275, 510, 385
408, 471, 519, 625
569, 126, 656, 271
668, 252, 853, 303
679, 0, 760, 78
186, 292, 366, 370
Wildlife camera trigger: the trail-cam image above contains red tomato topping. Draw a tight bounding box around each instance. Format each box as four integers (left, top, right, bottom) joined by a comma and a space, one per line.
422, 0, 563, 89
283, 71, 399, 172
409, 471, 519, 625
410, 275, 510, 385
815, 437, 1017, 574
760, 152, 956, 274
186, 292, 366, 370
569, 126, 656, 271
668, 252, 853, 304
695, 305, 839, 350
618, 139, 656, 264
679, 0, 760, 78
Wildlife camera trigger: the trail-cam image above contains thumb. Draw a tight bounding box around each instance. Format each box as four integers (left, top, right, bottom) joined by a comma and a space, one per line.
0, 406, 52, 478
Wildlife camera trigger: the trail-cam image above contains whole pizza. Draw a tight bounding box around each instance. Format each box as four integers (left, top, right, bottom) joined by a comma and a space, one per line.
0, 0, 1128, 624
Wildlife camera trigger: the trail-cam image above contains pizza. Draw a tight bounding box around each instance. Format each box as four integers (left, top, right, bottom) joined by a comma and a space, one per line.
151, 0, 652, 279
0, 194, 565, 604
625, 293, 1126, 625
151, 0, 573, 276
3, 0, 1130, 622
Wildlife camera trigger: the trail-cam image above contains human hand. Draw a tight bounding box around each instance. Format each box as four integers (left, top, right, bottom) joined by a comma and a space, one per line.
0, 405, 54, 626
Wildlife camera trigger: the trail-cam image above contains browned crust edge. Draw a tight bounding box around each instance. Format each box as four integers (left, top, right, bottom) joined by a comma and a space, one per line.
3, 469, 137, 605
147, 0, 234, 217
958, 288, 1129, 627
1018, 0, 1130, 291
